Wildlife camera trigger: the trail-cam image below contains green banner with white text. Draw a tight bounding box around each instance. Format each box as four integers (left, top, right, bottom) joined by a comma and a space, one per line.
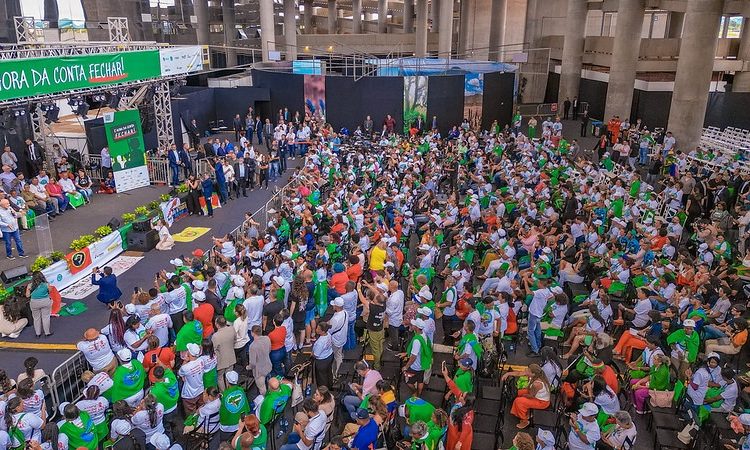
0, 50, 161, 101
103, 109, 150, 192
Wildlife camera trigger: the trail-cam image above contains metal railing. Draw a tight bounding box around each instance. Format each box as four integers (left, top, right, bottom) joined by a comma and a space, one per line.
48, 352, 92, 421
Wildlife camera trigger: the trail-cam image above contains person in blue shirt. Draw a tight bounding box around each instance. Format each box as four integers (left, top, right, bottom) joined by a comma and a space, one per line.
213, 158, 228, 203
91, 266, 122, 305
350, 409, 378, 450
201, 173, 214, 217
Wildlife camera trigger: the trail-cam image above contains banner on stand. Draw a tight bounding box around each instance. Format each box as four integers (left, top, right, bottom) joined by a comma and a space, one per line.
43, 231, 125, 291
104, 109, 150, 192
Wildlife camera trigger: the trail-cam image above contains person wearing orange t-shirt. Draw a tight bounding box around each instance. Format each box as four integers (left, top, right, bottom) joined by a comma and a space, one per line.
142, 335, 176, 383
346, 255, 363, 282
331, 263, 349, 295
268, 315, 287, 377
192, 291, 215, 337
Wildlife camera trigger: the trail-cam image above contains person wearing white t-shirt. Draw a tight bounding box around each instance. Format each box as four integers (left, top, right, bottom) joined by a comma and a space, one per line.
131, 395, 165, 441
77, 329, 116, 375
279, 398, 327, 450
568, 402, 601, 450
196, 387, 221, 434
6, 397, 44, 447
385, 281, 404, 350
525, 278, 553, 356
178, 343, 205, 414
328, 298, 348, 376
243, 286, 265, 329
145, 304, 173, 348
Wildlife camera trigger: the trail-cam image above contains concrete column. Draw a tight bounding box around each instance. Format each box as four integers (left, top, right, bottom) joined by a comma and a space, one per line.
328, 0, 337, 33
416, 0, 428, 56
558, 0, 587, 105
603, 0, 645, 120
352, 0, 362, 33
284, 0, 298, 60
732, 18, 750, 91
667, 0, 725, 149
667, 11, 685, 38
222, 0, 237, 66
304, 0, 314, 33
457, 0, 472, 55
194, 0, 209, 45
403, 0, 414, 32
259, 0, 276, 61
487, 0, 506, 61
438, 0, 454, 57
431, 0, 440, 31
378, 0, 388, 33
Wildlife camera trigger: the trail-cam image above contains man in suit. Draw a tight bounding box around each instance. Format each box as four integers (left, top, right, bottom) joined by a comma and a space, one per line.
211, 316, 237, 390
178, 144, 193, 179
233, 156, 249, 197
167, 144, 182, 186
24, 138, 44, 177
255, 116, 263, 145
246, 154, 257, 190
91, 266, 122, 305
563, 97, 571, 120
572, 97, 580, 120
263, 119, 273, 151
188, 119, 201, 149
363, 116, 374, 137
232, 114, 243, 142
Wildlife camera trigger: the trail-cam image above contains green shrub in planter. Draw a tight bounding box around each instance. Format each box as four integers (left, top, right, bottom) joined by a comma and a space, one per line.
71, 234, 96, 251
94, 225, 113, 238
121, 213, 136, 224
175, 183, 189, 194
148, 200, 161, 211
31, 256, 52, 272
134, 206, 149, 217
49, 251, 65, 262
160, 194, 171, 203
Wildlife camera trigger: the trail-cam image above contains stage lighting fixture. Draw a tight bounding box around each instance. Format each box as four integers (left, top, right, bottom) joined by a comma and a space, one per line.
76, 103, 90, 119
10, 107, 27, 117
39, 102, 55, 112
91, 93, 107, 102
108, 91, 122, 110
44, 104, 60, 124
68, 96, 83, 107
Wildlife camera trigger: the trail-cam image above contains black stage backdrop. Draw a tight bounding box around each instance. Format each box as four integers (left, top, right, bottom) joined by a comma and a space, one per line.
427, 75, 465, 133
631, 90, 672, 130
251, 70, 304, 121
325, 76, 405, 134
483, 72, 516, 130
213, 87, 270, 126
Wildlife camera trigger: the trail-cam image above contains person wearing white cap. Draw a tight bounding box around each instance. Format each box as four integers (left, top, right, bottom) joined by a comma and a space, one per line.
400, 318, 432, 396
667, 318, 699, 379
328, 297, 349, 376
536, 428, 555, 450
416, 306, 435, 344
568, 402, 601, 450
150, 432, 183, 450
177, 342, 205, 414
697, 241, 714, 267
111, 348, 145, 408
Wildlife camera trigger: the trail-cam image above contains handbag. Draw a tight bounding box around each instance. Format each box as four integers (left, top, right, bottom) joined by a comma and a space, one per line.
648, 390, 674, 408
291, 376, 304, 407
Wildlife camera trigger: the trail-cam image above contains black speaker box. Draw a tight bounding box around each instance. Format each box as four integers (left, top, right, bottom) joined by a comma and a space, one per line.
126, 229, 159, 252
107, 217, 121, 230
132, 219, 151, 233
1, 265, 28, 283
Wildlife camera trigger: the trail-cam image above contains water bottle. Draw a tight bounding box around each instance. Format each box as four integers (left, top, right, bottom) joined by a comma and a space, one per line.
304, 384, 312, 397
277, 418, 289, 438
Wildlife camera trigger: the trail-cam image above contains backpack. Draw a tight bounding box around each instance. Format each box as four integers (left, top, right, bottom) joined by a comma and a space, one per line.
9, 414, 26, 450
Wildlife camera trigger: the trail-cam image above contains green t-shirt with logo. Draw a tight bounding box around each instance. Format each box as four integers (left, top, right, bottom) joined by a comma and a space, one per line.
220, 385, 250, 426
150, 368, 179, 413
175, 320, 203, 351
60, 411, 98, 450
259, 383, 292, 424
111, 360, 145, 403
405, 397, 435, 425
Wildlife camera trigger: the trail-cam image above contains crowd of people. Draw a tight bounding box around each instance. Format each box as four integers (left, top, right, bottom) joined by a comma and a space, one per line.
2, 102, 750, 450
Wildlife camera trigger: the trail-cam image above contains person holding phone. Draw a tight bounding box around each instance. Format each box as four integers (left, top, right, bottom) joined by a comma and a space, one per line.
91, 266, 123, 306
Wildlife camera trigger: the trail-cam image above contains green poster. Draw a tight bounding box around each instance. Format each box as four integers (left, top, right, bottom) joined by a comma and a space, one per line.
0, 50, 161, 101
103, 109, 150, 192
403, 75, 428, 134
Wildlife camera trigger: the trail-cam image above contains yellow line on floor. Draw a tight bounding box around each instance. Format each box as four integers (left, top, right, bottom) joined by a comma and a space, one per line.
0, 341, 77, 351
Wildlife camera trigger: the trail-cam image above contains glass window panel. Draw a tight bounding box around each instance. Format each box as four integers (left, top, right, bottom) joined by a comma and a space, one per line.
651, 13, 667, 38
641, 13, 651, 38
727, 16, 743, 38
719, 16, 726, 37
585, 10, 603, 37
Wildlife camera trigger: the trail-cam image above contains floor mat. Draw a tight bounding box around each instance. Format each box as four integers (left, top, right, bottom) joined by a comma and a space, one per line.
59, 255, 143, 300
172, 227, 211, 242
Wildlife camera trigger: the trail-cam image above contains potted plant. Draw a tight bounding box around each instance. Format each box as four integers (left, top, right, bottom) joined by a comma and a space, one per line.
175, 183, 189, 203
49, 251, 65, 263
31, 256, 52, 272
94, 225, 113, 238
159, 194, 171, 203
121, 212, 136, 224
70, 234, 96, 251
134, 206, 149, 219
148, 200, 161, 211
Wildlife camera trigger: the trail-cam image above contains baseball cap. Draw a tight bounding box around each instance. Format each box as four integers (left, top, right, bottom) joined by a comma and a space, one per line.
169, 258, 183, 266
459, 358, 473, 367
150, 433, 171, 450
356, 408, 369, 420
578, 402, 598, 417
225, 371, 239, 385
117, 348, 132, 362
330, 297, 344, 307
186, 343, 201, 357
740, 413, 750, 426
192, 280, 206, 290
411, 318, 427, 330
683, 319, 696, 328
417, 307, 432, 316
537, 429, 555, 446
193, 291, 206, 302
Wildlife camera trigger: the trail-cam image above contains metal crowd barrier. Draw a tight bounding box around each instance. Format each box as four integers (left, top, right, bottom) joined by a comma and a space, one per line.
48, 351, 92, 421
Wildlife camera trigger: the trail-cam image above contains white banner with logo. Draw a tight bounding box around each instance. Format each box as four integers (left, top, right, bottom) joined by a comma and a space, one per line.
42, 231, 125, 291
160, 198, 188, 227
159, 46, 204, 76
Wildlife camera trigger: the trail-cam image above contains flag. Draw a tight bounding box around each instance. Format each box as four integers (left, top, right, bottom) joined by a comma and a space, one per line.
629, 180, 641, 198
611, 198, 624, 218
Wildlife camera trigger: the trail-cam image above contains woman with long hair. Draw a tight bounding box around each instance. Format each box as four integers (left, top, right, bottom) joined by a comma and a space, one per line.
16, 378, 45, 419
200, 338, 218, 389
447, 392, 475, 450
6, 396, 45, 447
101, 308, 127, 353
186, 174, 202, 215
233, 303, 250, 371
289, 275, 309, 349
76, 385, 109, 444
109, 400, 133, 441
504, 364, 551, 429
0, 369, 16, 398
539, 346, 563, 390
131, 394, 164, 441
25, 271, 52, 337
588, 375, 620, 425
154, 218, 175, 251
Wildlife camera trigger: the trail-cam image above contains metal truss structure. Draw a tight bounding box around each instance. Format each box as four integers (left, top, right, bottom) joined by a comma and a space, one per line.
14, 17, 38, 44
107, 17, 131, 43
153, 82, 175, 153
0, 41, 168, 61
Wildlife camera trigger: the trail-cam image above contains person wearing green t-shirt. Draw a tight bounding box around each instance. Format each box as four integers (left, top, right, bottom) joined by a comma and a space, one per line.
441, 358, 474, 402
408, 420, 439, 450
60, 404, 98, 450
405, 396, 435, 426
174, 310, 203, 352
255, 377, 293, 425
219, 370, 251, 438
402, 320, 433, 396
149, 366, 180, 436
111, 349, 145, 406
231, 415, 267, 450
666, 319, 700, 376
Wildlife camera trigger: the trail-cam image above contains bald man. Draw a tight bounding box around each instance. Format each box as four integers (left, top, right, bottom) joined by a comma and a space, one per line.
386, 280, 405, 351
77, 328, 117, 375
252, 376, 293, 425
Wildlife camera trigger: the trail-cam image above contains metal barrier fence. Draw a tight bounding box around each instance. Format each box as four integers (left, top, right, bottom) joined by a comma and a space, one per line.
517, 101, 590, 119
